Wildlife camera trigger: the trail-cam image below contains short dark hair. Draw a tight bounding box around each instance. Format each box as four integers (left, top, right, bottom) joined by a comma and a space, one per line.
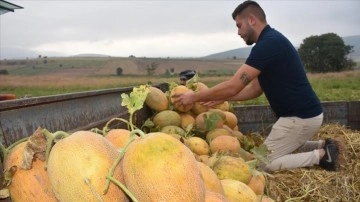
232, 0, 266, 22
179, 70, 196, 80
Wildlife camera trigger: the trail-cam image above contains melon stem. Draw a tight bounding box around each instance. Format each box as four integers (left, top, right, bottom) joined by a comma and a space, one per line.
103, 136, 136, 194
104, 118, 131, 132
106, 176, 139, 202
90, 128, 104, 136
0, 137, 29, 163
43, 129, 70, 169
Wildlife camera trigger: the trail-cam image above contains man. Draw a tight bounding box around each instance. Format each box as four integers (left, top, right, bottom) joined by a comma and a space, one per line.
173, 0, 339, 171
179, 70, 196, 85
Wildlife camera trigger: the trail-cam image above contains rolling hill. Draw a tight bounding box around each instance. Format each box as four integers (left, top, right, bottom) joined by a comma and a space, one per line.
203, 35, 360, 61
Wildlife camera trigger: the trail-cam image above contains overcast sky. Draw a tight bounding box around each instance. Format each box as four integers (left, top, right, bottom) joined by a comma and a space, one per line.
0, 0, 359, 59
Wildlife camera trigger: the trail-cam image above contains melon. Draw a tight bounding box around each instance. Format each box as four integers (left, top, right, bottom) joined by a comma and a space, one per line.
160, 125, 186, 137
122, 132, 206, 201
221, 179, 257, 202
212, 155, 252, 184
170, 85, 194, 112
186, 136, 210, 155
145, 86, 169, 112
47, 131, 128, 202
105, 129, 136, 149
4, 142, 57, 202
213, 101, 230, 111
210, 135, 241, 155
247, 174, 265, 195
197, 162, 225, 196
205, 190, 230, 202
206, 128, 232, 143
223, 111, 238, 129
195, 111, 224, 133
179, 113, 195, 130
153, 110, 181, 128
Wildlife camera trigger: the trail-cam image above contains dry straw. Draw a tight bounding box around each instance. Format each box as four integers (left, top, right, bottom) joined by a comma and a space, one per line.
264, 123, 359, 202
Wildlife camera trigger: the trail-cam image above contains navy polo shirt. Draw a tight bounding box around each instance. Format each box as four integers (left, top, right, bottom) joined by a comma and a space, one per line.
245, 25, 322, 118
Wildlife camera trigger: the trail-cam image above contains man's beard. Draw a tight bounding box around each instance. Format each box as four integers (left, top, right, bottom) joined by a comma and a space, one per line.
245, 28, 255, 45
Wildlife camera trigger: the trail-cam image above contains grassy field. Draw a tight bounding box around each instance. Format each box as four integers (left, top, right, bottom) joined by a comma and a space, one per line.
1, 57, 359, 105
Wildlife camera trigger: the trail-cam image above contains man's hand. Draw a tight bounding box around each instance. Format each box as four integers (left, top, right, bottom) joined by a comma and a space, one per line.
171, 90, 196, 105
199, 100, 225, 107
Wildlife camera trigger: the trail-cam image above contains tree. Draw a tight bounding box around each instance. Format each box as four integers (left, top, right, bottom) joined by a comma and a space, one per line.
298, 33, 354, 72
145, 62, 158, 76
116, 67, 123, 76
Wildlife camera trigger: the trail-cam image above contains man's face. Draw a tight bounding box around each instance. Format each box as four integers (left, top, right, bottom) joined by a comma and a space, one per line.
235, 15, 256, 45
180, 78, 187, 85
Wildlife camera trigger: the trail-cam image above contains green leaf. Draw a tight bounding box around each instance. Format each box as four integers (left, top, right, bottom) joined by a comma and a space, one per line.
121, 85, 150, 114
204, 112, 221, 131
250, 144, 270, 164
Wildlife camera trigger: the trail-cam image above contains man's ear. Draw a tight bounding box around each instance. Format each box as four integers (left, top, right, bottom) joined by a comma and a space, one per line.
248, 14, 256, 26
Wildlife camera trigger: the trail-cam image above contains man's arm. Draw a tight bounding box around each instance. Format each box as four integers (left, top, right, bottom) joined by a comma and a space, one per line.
187, 64, 261, 103
228, 77, 263, 101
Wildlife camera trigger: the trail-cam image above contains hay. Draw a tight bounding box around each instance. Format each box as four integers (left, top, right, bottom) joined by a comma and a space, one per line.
264, 123, 360, 202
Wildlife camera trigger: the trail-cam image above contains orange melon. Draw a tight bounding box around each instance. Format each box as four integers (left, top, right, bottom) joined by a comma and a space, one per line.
205, 190, 230, 202
105, 129, 137, 149
210, 135, 241, 155
195, 111, 224, 133
170, 85, 194, 112
122, 132, 206, 201
47, 131, 128, 202
4, 142, 57, 202
213, 101, 230, 111
179, 112, 196, 130
223, 111, 238, 129
197, 162, 225, 196
145, 86, 169, 112
247, 174, 265, 195
206, 128, 232, 143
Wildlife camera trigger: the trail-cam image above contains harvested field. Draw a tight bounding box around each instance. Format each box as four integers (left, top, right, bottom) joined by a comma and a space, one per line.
264, 124, 359, 202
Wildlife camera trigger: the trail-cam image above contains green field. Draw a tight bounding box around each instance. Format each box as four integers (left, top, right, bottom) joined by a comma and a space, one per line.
1, 57, 359, 105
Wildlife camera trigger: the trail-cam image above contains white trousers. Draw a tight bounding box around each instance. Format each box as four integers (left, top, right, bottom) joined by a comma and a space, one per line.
262, 113, 324, 171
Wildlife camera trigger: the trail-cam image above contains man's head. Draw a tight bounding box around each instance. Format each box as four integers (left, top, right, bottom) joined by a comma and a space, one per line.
179, 70, 196, 85
232, 1, 267, 45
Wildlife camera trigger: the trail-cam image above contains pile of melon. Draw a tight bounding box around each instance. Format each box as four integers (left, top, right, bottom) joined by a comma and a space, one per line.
0, 82, 274, 202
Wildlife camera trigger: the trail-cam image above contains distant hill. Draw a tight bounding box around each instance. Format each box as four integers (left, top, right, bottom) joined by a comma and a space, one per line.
343, 35, 360, 61
203, 35, 360, 61
70, 53, 111, 58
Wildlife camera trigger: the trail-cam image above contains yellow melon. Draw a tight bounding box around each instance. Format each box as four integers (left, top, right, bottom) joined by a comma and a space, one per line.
221, 179, 257, 202
153, 110, 182, 128
186, 136, 210, 155
212, 155, 252, 184
160, 125, 186, 137
47, 131, 128, 202
122, 132, 206, 201
145, 86, 169, 112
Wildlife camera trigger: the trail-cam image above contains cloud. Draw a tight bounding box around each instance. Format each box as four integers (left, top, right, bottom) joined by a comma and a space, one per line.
32, 32, 240, 57
1, 0, 359, 59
